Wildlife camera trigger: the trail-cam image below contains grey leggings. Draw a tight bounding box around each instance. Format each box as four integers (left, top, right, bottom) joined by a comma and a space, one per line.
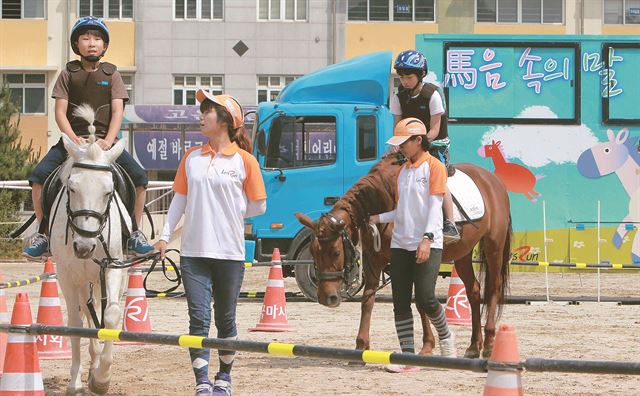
390, 247, 443, 316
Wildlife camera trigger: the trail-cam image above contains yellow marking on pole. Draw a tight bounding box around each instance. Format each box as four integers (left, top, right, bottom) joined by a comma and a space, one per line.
538, 261, 549, 267
247, 291, 257, 298
267, 342, 295, 357
244, 262, 253, 268
362, 350, 391, 364
178, 335, 204, 348
575, 262, 587, 269
35, 276, 41, 282
97, 329, 121, 341
612, 263, 623, 269
157, 293, 166, 297
25, 280, 30, 285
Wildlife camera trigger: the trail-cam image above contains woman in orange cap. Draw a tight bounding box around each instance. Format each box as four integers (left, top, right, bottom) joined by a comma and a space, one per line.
370, 118, 456, 372
155, 90, 265, 395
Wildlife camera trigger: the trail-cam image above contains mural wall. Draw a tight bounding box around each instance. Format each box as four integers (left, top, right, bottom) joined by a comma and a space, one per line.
418, 34, 640, 265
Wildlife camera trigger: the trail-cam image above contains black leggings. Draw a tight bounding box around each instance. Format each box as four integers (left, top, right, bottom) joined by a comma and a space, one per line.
390, 248, 443, 317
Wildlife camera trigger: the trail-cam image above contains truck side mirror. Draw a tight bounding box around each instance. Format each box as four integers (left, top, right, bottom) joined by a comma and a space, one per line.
257, 129, 267, 155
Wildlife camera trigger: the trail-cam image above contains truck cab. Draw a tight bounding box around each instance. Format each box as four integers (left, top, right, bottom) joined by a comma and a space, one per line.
246, 51, 395, 298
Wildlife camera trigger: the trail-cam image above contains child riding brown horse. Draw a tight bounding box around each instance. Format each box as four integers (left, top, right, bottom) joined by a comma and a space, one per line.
296, 154, 511, 358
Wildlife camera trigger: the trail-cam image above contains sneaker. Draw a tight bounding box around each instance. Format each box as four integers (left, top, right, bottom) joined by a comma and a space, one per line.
127, 230, 154, 256
23, 233, 49, 260
439, 333, 457, 358
195, 380, 213, 396
213, 372, 232, 396
443, 219, 461, 244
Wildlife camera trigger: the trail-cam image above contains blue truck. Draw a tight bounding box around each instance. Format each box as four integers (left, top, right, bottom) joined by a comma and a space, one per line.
246, 34, 640, 299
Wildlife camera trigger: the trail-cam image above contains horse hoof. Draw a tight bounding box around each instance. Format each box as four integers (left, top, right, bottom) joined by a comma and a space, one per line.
88, 376, 110, 395
464, 349, 480, 359
481, 348, 493, 359
65, 387, 86, 396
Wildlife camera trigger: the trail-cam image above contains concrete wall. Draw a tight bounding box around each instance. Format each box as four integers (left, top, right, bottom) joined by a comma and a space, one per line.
135, 0, 334, 106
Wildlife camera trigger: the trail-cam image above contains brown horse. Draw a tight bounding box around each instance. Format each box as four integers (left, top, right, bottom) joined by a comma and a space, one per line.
295, 154, 512, 358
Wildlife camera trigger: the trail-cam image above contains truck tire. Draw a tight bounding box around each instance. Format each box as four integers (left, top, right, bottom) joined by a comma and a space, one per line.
293, 239, 365, 302
294, 240, 319, 301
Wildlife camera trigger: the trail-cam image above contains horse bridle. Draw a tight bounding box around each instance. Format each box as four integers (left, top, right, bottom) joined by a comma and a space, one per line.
314, 212, 360, 283
65, 162, 115, 241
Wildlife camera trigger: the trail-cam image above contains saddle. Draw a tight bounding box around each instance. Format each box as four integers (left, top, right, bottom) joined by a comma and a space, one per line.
40, 163, 137, 236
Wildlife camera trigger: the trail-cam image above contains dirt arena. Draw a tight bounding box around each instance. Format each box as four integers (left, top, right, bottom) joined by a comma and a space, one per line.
1, 261, 639, 395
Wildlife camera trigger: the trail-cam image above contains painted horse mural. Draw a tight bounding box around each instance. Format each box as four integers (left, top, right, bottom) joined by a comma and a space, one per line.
296, 153, 512, 358
577, 128, 640, 263
478, 140, 543, 202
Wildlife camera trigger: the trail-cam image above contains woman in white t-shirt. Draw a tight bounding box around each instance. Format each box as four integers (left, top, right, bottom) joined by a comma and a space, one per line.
154, 90, 266, 396
391, 49, 460, 244
370, 118, 456, 372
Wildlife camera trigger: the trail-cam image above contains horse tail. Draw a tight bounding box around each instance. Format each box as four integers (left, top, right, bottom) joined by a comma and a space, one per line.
497, 214, 512, 320
72, 103, 97, 143
478, 214, 512, 321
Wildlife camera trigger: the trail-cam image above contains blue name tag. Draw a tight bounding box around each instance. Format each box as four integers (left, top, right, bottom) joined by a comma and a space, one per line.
97, 80, 109, 86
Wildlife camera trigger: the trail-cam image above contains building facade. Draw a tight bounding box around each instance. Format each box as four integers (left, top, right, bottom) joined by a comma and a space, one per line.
1, 0, 639, 157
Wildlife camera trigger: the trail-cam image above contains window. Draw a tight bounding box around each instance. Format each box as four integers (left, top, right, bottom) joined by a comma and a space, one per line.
258, 0, 307, 21
476, 0, 563, 23
257, 75, 299, 103
444, 42, 579, 124
265, 116, 336, 168
121, 73, 134, 103
3, 73, 46, 114
0, 0, 45, 18
78, 0, 133, 18
357, 115, 377, 161
175, 0, 223, 19
604, 0, 640, 24
173, 75, 223, 105
347, 0, 435, 22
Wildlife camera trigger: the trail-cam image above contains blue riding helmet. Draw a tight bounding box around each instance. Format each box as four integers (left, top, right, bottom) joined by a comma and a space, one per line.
394, 50, 428, 74
70, 16, 110, 56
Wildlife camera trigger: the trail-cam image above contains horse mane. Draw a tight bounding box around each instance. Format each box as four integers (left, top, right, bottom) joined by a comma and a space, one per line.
623, 135, 640, 167
60, 104, 103, 184
333, 152, 401, 230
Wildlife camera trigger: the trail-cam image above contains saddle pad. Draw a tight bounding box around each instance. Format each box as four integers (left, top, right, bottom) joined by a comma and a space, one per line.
447, 170, 485, 223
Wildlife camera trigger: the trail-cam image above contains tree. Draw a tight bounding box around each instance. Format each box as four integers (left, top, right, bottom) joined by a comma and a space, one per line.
0, 80, 39, 258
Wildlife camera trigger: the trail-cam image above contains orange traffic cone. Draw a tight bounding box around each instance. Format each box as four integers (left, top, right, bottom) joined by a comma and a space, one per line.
444, 266, 471, 325
35, 258, 71, 360
117, 267, 152, 345
0, 273, 8, 374
483, 324, 524, 396
0, 293, 45, 395
249, 248, 293, 332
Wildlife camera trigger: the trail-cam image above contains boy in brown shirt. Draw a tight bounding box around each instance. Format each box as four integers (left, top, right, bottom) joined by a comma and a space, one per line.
24, 16, 153, 259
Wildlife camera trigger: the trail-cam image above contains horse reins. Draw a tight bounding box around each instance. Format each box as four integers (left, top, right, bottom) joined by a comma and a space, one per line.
62, 161, 182, 329
314, 212, 360, 284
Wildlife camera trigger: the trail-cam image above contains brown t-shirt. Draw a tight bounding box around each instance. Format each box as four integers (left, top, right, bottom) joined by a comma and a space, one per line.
52, 67, 129, 102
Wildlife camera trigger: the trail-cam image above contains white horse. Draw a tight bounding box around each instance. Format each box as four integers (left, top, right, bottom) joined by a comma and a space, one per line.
49, 105, 129, 395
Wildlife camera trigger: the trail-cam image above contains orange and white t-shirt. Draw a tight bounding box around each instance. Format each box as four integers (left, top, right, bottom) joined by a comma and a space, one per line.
169, 142, 266, 260
379, 151, 447, 250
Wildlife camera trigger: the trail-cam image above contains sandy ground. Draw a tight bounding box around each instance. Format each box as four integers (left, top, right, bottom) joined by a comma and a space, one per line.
0, 261, 639, 396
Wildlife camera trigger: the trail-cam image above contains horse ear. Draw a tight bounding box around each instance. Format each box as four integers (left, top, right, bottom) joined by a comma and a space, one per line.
62, 134, 80, 160
294, 212, 316, 231
616, 128, 629, 144
104, 139, 127, 163
607, 129, 615, 142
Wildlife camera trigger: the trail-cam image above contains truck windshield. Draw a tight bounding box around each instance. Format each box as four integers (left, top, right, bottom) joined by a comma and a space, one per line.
265, 115, 337, 169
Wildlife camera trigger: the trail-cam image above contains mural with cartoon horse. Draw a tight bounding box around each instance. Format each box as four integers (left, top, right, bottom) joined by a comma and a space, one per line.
577, 128, 640, 264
